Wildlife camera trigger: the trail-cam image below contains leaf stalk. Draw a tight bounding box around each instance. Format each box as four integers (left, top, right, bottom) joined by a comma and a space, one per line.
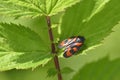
46, 16, 62, 80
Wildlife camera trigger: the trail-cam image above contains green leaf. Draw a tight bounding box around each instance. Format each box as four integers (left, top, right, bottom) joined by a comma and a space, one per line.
60, 22, 120, 80
0, 0, 81, 17
47, 67, 74, 78
59, 0, 120, 55
86, 0, 110, 20
47, 67, 57, 77
0, 59, 57, 80
71, 57, 120, 80
61, 67, 74, 74
0, 23, 52, 71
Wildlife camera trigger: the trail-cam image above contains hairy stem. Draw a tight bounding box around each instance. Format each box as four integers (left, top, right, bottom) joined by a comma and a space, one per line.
46, 16, 62, 80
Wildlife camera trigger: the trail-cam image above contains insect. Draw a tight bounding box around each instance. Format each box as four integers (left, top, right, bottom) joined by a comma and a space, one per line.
59, 36, 85, 58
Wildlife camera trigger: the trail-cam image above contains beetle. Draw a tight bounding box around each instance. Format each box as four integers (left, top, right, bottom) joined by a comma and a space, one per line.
59, 36, 85, 58
59, 36, 84, 48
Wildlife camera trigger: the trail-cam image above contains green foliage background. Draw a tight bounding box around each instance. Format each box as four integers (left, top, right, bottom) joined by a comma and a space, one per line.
0, 25, 120, 80
0, 0, 120, 80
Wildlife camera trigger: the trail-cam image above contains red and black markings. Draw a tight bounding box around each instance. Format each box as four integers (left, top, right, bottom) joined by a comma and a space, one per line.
59, 36, 85, 58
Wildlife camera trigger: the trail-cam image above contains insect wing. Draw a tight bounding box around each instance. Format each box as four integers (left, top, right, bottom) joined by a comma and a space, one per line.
63, 47, 73, 58
58, 37, 77, 48
63, 42, 83, 58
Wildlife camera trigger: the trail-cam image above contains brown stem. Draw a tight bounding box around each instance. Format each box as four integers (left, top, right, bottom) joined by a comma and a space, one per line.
46, 16, 62, 80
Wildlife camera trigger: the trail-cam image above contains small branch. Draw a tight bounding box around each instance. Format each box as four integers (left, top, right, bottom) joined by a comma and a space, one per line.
46, 16, 62, 80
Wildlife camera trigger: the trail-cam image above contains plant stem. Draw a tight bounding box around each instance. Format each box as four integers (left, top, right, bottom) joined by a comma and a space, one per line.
46, 16, 62, 80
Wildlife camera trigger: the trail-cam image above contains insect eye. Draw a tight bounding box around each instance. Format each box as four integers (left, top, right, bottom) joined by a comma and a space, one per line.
77, 36, 85, 42
76, 38, 81, 42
